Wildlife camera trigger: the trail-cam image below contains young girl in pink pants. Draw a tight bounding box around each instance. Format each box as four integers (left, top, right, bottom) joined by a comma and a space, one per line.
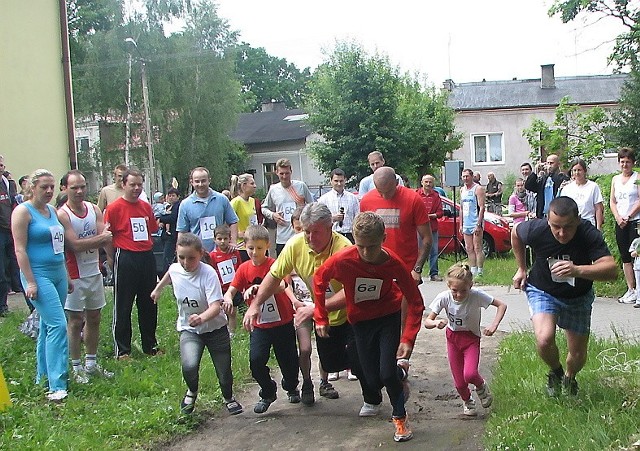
424, 263, 507, 416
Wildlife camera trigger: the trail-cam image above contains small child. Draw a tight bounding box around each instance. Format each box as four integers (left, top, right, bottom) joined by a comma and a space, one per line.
628, 222, 640, 309
424, 262, 506, 416
150, 233, 242, 416
313, 212, 425, 443
222, 225, 300, 414
209, 224, 243, 336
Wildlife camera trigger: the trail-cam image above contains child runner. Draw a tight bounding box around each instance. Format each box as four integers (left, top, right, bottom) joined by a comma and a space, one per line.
150, 233, 242, 416
424, 262, 506, 416
313, 212, 425, 443
209, 224, 243, 337
223, 225, 300, 414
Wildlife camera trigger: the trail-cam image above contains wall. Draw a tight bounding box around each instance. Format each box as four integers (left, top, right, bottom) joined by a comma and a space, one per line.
1, 1, 71, 183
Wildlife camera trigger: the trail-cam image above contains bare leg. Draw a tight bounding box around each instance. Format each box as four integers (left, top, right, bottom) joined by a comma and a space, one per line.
84, 309, 102, 356
66, 310, 84, 361
474, 230, 485, 271
227, 308, 237, 335
463, 233, 476, 267
531, 313, 561, 370
296, 324, 312, 381
623, 262, 635, 290
564, 330, 589, 378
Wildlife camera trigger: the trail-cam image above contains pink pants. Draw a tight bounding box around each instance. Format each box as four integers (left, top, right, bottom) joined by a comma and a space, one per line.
446, 328, 484, 401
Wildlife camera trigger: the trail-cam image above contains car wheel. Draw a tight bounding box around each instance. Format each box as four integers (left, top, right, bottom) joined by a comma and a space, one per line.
482, 233, 494, 258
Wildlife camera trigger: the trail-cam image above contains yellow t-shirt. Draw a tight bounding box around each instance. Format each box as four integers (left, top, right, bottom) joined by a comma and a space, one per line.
270, 232, 350, 326
230, 196, 258, 246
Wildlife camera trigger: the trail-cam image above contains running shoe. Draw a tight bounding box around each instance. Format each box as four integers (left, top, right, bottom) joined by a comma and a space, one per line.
392, 416, 413, 442
547, 371, 563, 396
319, 381, 339, 399
463, 398, 477, 416
476, 383, 493, 408
359, 402, 381, 417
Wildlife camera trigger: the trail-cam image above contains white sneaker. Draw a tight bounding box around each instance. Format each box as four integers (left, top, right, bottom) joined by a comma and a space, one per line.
72, 369, 89, 384
46, 390, 68, 402
347, 369, 358, 381
463, 398, 477, 416
618, 289, 636, 304
359, 402, 382, 417
85, 364, 114, 378
476, 383, 493, 408
328, 372, 339, 381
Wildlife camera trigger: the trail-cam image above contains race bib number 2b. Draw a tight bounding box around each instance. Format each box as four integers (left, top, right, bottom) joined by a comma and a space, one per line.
354, 277, 383, 303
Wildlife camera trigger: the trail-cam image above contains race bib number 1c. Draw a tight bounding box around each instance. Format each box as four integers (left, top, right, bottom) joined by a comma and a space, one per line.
353, 277, 383, 303
199, 216, 217, 240
50, 225, 65, 254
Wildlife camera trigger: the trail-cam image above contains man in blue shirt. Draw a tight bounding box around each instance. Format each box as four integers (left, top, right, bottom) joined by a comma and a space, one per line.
177, 167, 238, 252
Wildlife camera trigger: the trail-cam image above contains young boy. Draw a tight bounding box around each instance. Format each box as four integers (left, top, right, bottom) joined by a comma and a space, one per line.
223, 225, 300, 413
313, 212, 425, 443
210, 224, 243, 337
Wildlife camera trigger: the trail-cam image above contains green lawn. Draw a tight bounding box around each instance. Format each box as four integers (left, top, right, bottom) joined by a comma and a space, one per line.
0, 288, 252, 449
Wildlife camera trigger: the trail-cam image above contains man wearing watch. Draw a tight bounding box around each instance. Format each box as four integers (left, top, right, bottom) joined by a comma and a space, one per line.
460, 169, 486, 278
360, 167, 431, 284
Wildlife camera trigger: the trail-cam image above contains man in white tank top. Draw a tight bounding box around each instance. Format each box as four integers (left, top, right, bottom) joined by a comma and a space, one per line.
58, 170, 114, 383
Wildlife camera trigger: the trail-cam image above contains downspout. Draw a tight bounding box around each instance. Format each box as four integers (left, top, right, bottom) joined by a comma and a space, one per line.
59, 0, 76, 170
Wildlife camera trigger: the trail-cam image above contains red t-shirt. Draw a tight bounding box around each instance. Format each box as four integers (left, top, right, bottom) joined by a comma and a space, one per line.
230, 257, 294, 329
415, 188, 443, 232
313, 246, 424, 347
360, 185, 429, 270
209, 247, 242, 291
104, 197, 158, 251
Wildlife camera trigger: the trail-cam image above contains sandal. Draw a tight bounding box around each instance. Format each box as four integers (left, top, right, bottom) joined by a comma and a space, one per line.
180, 392, 197, 415
226, 399, 243, 415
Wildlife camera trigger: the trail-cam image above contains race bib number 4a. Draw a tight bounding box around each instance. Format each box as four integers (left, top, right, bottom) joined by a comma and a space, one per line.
130, 218, 149, 242
354, 277, 383, 303
50, 225, 65, 254
217, 259, 235, 285
257, 296, 282, 324
199, 216, 217, 240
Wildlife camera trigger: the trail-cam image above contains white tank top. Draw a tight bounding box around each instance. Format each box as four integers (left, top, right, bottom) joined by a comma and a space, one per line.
60, 201, 100, 279
614, 172, 640, 220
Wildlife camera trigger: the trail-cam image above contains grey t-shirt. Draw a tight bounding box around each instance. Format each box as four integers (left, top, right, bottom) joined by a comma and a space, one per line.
262, 180, 313, 244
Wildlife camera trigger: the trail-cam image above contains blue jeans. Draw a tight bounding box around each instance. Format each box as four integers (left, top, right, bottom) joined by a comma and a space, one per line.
179, 328, 233, 400
22, 264, 68, 391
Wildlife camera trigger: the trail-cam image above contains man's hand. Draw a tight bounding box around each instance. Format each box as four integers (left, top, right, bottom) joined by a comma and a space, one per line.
410, 270, 423, 285
273, 212, 287, 226
294, 304, 314, 328
512, 267, 527, 290
315, 324, 329, 338
549, 259, 578, 278
222, 300, 234, 315
396, 342, 413, 360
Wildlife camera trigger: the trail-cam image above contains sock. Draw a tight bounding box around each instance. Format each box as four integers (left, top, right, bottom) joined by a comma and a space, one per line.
471, 266, 478, 276
185, 390, 197, 404
72, 359, 82, 372
85, 354, 97, 369
477, 268, 483, 275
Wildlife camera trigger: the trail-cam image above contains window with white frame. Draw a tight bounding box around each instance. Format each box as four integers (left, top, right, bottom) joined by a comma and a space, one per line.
263, 163, 278, 188
472, 133, 504, 164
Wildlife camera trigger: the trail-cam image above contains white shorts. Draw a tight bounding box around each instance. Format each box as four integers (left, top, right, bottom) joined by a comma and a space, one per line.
65, 273, 107, 312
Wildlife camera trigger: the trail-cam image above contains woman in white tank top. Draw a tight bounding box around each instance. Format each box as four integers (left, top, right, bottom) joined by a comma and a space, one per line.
610, 147, 640, 304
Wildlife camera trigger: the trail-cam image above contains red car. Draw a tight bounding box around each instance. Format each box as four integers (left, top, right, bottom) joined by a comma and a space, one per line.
436, 195, 512, 257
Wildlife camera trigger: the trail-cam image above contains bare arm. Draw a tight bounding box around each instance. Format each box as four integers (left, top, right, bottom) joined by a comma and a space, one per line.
483, 298, 507, 336
57, 205, 112, 253
150, 271, 172, 303
414, 222, 432, 283
511, 223, 527, 290
242, 273, 282, 331
595, 202, 604, 231
476, 186, 486, 225
11, 206, 37, 298
423, 311, 447, 329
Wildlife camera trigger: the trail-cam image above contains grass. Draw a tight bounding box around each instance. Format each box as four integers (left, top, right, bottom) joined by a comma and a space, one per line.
438, 252, 628, 299
485, 331, 640, 450
0, 287, 252, 450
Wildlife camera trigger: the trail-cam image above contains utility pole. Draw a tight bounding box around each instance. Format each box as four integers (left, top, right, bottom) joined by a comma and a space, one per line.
125, 51, 132, 167
139, 59, 156, 192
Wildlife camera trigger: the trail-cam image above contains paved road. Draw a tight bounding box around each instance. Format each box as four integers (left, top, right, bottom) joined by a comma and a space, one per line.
419, 280, 640, 341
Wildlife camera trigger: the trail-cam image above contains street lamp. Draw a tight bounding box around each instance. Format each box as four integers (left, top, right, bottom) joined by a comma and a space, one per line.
124, 38, 157, 192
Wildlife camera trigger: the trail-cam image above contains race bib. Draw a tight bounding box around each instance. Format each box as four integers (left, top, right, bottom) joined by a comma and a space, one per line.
462, 201, 470, 216
79, 248, 97, 265
50, 225, 64, 254
257, 296, 281, 324
248, 214, 258, 226
130, 218, 149, 242
281, 202, 296, 223
199, 216, 216, 240
216, 259, 235, 285
354, 277, 383, 303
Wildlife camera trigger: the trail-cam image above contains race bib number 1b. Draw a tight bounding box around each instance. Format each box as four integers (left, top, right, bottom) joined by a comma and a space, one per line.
217, 259, 235, 285
354, 277, 383, 303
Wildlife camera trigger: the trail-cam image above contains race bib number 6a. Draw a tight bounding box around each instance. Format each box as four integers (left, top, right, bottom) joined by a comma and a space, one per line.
50, 225, 65, 254
354, 277, 383, 303
130, 218, 149, 242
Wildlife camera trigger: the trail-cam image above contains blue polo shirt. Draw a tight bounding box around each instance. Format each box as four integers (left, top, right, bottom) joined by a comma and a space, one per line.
176, 188, 238, 252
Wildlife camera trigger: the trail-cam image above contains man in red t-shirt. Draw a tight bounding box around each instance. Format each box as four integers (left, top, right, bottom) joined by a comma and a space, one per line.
360, 167, 431, 283
416, 174, 444, 281
104, 169, 160, 359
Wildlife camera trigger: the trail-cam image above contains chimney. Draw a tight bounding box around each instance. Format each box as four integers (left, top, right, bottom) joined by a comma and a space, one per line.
442, 79, 455, 91
261, 100, 286, 112
541, 64, 555, 89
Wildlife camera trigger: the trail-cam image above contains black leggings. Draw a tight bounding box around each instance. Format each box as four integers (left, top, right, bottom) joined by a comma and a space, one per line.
616, 221, 638, 263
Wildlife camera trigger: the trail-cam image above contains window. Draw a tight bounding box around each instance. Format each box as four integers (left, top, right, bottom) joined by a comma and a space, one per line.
472, 133, 504, 164
263, 163, 278, 187
76, 137, 90, 153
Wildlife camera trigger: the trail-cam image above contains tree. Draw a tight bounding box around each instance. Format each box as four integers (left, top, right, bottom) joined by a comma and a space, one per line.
234, 43, 311, 112
614, 69, 640, 150
522, 96, 616, 167
549, 0, 640, 70
306, 42, 461, 186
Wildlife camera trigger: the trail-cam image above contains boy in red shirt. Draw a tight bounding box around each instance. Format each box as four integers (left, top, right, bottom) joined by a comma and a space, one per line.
313, 212, 424, 443
209, 224, 242, 337
223, 225, 300, 414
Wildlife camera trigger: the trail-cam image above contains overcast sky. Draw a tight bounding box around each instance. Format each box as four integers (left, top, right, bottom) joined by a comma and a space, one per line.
214, 0, 626, 86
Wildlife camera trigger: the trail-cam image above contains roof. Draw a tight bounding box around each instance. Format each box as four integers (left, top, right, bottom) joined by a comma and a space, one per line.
230, 108, 312, 144
448, 73, 629, 111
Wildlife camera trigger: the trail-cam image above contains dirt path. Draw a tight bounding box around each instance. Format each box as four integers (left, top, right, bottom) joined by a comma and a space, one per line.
161, 327, 504, 450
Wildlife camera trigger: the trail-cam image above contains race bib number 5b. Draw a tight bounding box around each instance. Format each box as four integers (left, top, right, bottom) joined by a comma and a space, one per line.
130, 218, 149, 242
354, 277, 383, 303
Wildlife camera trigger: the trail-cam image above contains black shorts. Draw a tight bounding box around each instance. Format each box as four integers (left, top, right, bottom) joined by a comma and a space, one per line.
616, 221, 639, 263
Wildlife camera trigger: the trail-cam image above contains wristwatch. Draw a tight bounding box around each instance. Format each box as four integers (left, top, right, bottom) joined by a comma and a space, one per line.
413, 266, 423, 274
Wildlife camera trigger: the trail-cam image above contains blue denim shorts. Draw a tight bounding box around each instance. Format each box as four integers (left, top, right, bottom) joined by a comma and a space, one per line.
525, 283, 594, 335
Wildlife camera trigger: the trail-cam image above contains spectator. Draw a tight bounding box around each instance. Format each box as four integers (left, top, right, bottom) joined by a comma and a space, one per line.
460, 169, 486, 278
97, 164, 127, 212
559, 158, 603, 230
159, 188, 180, 273
525, 154, 569, 218
473, 172, 481, 184
485, 172, 504, 215
416, 174, 444, 281
317, 168, 360, 243
152, 192, 167, 219
229, 173, 260, 261
506, 178, 531, 225
358, 151, 404, 198
520, 163, 537, 214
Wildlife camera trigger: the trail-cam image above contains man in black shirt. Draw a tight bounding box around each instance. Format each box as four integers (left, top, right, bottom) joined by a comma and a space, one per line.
512, 196, 616, 396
